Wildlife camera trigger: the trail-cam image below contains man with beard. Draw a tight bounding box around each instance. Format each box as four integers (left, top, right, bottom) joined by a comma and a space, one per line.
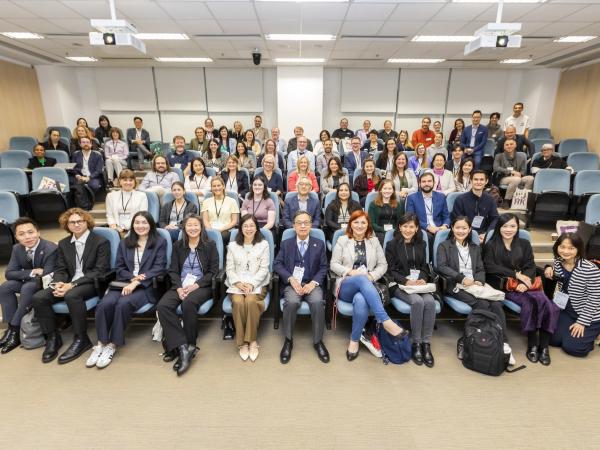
139, 155, 180, 199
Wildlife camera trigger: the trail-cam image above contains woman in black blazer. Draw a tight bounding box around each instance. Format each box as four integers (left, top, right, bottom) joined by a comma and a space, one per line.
159, 181, 198, 242
90, 212, 167, 369
436, 216, 513, 361
353, 159, 381, 206
28, 144, 57, 169
385, 213, 436, 367
324, 182, 361, 241
220, 155, 249, 202
157, 214, 219, 376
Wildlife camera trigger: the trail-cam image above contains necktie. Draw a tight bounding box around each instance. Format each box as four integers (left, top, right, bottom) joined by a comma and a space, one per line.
26, 248, 34, 262
299, 241, 306, 258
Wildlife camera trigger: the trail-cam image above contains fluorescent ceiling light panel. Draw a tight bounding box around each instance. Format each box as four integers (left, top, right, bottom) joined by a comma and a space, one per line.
155, 57, 212, 62
554, 36, 597, 43
500, 59, 531, 64
453, 0, 546, 3
2, 32, 44, 39
388, 58, 445, 63
412, 35, 475, 43
66, 56, 97, 62
257, 0, 347, 2
273, 58, 326, 63
265, 34, 335, 41
135, 33, 189, 40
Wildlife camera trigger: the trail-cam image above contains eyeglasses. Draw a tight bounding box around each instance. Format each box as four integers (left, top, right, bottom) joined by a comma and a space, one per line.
294, 221, 311, 227
68, 220, 85, 225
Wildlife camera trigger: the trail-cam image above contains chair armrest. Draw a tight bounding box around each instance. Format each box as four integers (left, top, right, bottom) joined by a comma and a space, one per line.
272, 273, 280, 327
94, 270, 116, 298
214, 269, 226, 299
485, 273, 507, 291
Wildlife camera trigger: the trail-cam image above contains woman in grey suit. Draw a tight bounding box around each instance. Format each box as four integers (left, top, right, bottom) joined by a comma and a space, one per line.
159, 182, 198, 242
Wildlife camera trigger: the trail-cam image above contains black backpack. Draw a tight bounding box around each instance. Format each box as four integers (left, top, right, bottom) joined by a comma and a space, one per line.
72, 183, 95, 210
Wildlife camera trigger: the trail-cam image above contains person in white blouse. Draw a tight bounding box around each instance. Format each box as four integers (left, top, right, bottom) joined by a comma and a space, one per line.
184, 157, 212, 201
390, 152, 418, 199
105, 170, 149, 237
430, 154, 456, 196
103, 127, 129, 187
455, 158, 474, 192
225, 215, 271, 361
201, 177, 240, 245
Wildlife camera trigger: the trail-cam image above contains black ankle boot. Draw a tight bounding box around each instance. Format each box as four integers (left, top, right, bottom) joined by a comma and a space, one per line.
422, 343, 434, 368
411, 342, 423, 365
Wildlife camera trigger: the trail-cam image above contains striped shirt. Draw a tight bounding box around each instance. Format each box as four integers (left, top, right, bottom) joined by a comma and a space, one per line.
554, 258, 600, 326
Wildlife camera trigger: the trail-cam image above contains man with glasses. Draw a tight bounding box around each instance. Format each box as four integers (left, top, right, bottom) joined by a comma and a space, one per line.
343, 136, 368, 175
274, 210, 330, 364
287, 135, 316, 173
282, 176, 321, 229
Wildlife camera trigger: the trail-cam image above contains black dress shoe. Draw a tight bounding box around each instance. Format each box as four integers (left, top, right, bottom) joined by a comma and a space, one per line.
314, 341, 330, 363
526, 345, 539, 363
58, 336, 92, 365
42, 332, 63, 363
0, 329, 20, 354
346, 349, 359, 361
172, 346, 196, 372
538, 347, 551, 366
279, 338, 293, 364
0, 328, 10, 346
223, 318, 235, 341
176, 344, 198, 376
163, 347, 179, 363
411, 343, 423, 365
422, 343, 435, 368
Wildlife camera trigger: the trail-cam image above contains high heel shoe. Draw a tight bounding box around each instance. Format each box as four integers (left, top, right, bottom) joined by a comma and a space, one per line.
346, 349, 359, 361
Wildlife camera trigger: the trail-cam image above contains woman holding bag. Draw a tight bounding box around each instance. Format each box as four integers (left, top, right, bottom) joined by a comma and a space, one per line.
484, 213, 559, 365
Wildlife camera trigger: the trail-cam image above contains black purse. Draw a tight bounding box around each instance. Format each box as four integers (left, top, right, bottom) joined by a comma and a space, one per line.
108, 281, 129, 291
374, 281, 391, 306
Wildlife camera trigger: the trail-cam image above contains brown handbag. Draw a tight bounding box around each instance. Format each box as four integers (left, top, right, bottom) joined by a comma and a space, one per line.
506, 276, 542, 292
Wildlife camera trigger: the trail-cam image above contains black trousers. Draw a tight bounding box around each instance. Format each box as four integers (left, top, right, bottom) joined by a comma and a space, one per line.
157, 287, 212, 351
451, 289, 509, 342
32, 284, 97, 338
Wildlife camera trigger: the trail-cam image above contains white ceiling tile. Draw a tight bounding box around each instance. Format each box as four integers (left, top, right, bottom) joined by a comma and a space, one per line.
206, 1, 256, 20
62, 1, 113, 19
300, 3, 348, 19
255, 2, 300, 21
432, 3, 491, 22
2, 1, 38, 18
345, 3, 396, 21
475, 4, 536, 22
177, 20, 223, 35
46, 18, 92, 33
516, 4, 589, 22
14, 1, 82, 19
569, 22, 600, 35
131, 19, 182, 33
341, 21, 382, 35
389, 3, 445, 21
378, 21, 424, 37
260, 20, 300, 34
157, 1, 212, 20
330, 49, 364, 60
217, 20, 261, 35
298, 21, 342, 35
7, 17, 69, 33
334, 40, 373, 51
563, 5, 600, 22
112, 1, 166, 20
420, 21, 466, 35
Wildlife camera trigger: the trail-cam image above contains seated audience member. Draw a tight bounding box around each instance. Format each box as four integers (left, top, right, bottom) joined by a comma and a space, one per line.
282, 176, 320, 229
356, 119, 372, 145
454, 158, 474, 192
184, 158, 212, 201
288, 155, 319, 193
221, 155, 250, 201
70, 125, 99, 155
411, 117, 435, 148
287, 126, 313, 153
167, 136, 193, 175
157, 214, 219, 376
361, 130, 383, 154
343, 137, 369, 175
28, 144, 57, 169
258, 154, 284, 204
202, 139, 228, 175
242, 129, 261, 155
484, 213, 559, 366
94, 115, 112, 144
385, 213, 437, 367
545, 233, 600, 358
431, 154, 456, 195
368, 179, 405, 244
487, 112, 503, 141
252, 115, 269, 144
332, 118, 354, 143
270, 127, 287, 154
408, 143, 429, 177
406, 172, 450, 244
287, 136, 316, 173
433, 120, 442, 135
316, 139, 339, 175
447, 118, 465, 152
396, 130, 413, 152
32, 208, 110, 364
201, 177, 240, 245
437, 216, 513, 362
445, 143, 464, 177
274, 210, 329, 364
126, 116, 151, 168
0, 218, 57, 354
379, 120, 398, 142
88, 212, 167, 369
218, 126, 236, 154
504, 102, 530, 138
426, 132, 446, 161
376, 138, 398, 176
204, 117, 216, 140
452, 170, 498, 242
353, 159, 381, 206
159, 182, 198, 242
493, 138, 534, 208
313, 130, 332, 156
139, 155, 180, 199
331, 210, 407, 361
73, 117, 94, 138
324, 182, 361, 241
226, 214, 271, 361
106, 170, 148, 237
71, 137, 104, 194
43, 128, 70, 153
190, 127, 209, 153
391, 152, 418, 200
241, 175, 276, 230
531, 143, 568, 173
258, 139, 285, 173
495, 125, 533, 157
104, 127, 128, 187
234, 141, 257, 177
230, 120, 244, 143
320, 156, 348, 196
460, 110, 488, 168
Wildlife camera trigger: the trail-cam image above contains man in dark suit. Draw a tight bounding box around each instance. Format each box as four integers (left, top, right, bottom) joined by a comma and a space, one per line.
0, 218, 57, 354
32, 209, 110, 364
282, 178, 320, 229
274, 210, 329, 364
71, 137, 104, 194
460, 110, 488, 168
126, 116, 151, 169
343, 137, 369, 176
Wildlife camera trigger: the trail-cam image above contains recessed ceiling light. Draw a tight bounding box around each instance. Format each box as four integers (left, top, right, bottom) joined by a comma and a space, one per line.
500, 59, 531, 64
412, 35, 475, 43
273, 58, 326, 63
134, 33, 189, 40
265, 34, 336, 41
2, 32, 44, 39
155, 57, 213, 62
452, 0, 546, 3
387, 58, 445, 63
66, 56, 97, 62
554, 36, 597, 43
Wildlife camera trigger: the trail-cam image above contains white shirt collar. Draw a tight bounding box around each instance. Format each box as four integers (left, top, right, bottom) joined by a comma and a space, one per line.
71, 229, 91, 245
26, 239, 41, 254
296, 237, 309, 247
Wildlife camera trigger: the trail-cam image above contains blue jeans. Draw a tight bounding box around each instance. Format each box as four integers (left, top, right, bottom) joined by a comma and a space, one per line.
338, 275, 390, 342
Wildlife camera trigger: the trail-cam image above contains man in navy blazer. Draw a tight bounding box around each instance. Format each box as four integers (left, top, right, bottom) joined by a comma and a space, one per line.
71, 137, 104, 193
343, 136, 369, 176
406, 172, 450, 241
126, 116, 152, 168
274, 211, 330, 364
0, 217, 57, 354
460, 110, 488, 168
282, 177, 321, 229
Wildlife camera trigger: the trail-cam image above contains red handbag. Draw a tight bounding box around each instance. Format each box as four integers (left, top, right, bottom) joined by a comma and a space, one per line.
506, 276, 542, 291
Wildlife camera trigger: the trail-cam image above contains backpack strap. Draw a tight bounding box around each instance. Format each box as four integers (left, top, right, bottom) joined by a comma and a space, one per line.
506, 364, 526, 374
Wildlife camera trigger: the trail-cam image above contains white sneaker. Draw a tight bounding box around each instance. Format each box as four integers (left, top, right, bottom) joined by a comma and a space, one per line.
85, 345, 104, 368
360, 331, 383, 358
239, 344, 249, 361
96, 346, 115, 369
503, 343, 516, 366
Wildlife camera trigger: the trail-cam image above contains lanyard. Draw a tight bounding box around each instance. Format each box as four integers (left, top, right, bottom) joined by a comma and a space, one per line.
156, 173, 166, 185
403, 242, 417, 270
74, 242, 84, 268
457, 245, 471, 268
340, 204, 348, 222
214, 198, 225, 220
194, 175, 204, 190
227, 176, 236, 191
475, 199, 480, 216
173, 200, 187, 222
424, 197, 433, 215
187, 249, 201, 272
251, 198, 263, 215
135, 247, 143, 268
121, 191, 133, 213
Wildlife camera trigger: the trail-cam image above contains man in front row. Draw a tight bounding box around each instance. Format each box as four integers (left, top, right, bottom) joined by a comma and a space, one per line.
274, 210, 329, 365
32, 209, 110, 364
0, 218, 57, 354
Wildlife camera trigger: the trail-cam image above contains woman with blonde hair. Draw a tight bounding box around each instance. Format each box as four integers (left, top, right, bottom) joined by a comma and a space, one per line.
288, 155, 319, 193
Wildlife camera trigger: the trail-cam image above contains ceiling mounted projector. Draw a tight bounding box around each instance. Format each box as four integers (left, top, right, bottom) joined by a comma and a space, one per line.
464, 22, 521, 56
88, 0, 146, 54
